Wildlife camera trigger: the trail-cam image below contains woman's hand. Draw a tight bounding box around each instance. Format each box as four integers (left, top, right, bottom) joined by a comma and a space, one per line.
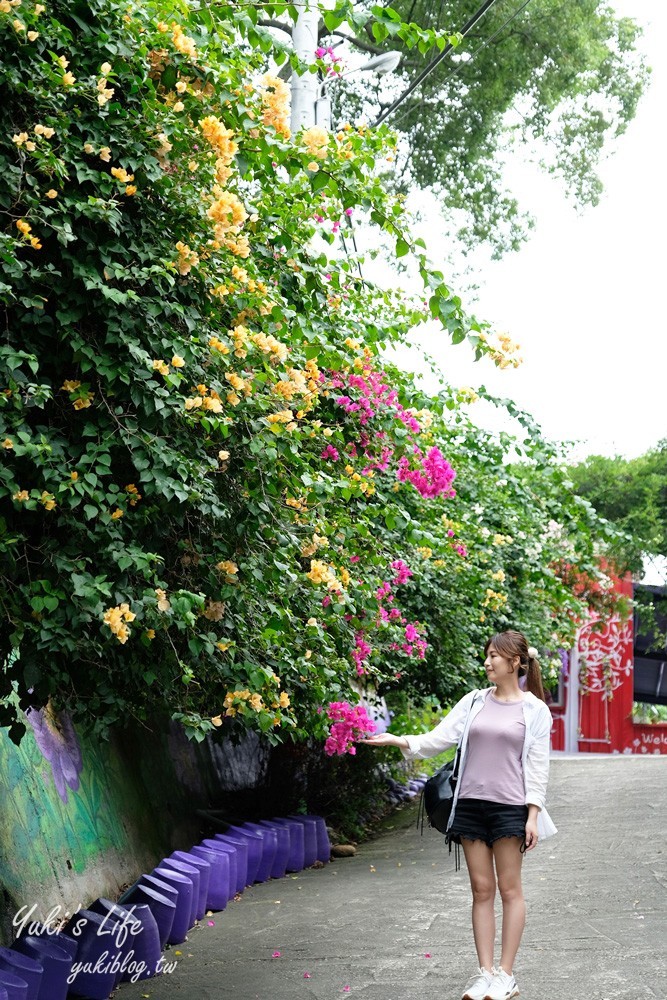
357, 733, 408, 750
524, 816, 539, 852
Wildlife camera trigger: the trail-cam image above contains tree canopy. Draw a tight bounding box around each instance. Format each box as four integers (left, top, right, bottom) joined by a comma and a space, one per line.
320, 0, 649, 256
568, 443, 667, 575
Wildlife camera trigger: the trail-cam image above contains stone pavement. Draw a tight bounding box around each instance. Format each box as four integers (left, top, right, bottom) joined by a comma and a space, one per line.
118, 756, 667, 1000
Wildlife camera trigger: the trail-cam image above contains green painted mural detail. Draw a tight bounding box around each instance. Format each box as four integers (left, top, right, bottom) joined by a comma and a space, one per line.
0, 708, 133, 893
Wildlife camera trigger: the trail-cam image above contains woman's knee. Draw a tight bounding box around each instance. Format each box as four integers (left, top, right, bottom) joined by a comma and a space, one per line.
470, 877, 496, 903
497, 878, 524, 904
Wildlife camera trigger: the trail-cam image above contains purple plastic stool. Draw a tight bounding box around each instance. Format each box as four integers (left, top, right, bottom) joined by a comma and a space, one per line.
270, 817, 305, 871
290, 813, 331, 862
202, 837, 247, 893
170, 851, 211, 921
159, 858, 200, 928
196, 842, 238, 903
237, 823, 278, 883
0, 948, 41, 1000
87, 898, 141, 986
257, 820, 290, 878
11, 936, 71, 1000
0, 970, 27, 1000
218, 825, 262, 884
287, 815, 319, 866
188, 845, 230, 911
152, 868, 194, 945
120, 883, 175, 951
115, 904, 161, 982
63, 910, 118, 999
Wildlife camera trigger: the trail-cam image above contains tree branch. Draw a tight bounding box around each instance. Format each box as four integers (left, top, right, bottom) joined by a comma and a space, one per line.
324, 29, 385, 57
258, 18, 293, 36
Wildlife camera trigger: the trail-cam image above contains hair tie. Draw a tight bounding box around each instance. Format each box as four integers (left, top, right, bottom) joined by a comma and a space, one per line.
527, 646, 539, 659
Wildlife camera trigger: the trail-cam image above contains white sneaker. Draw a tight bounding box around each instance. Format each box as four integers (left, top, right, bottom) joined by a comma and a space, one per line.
462, 967, 494, 1000
483, 967, 519, 999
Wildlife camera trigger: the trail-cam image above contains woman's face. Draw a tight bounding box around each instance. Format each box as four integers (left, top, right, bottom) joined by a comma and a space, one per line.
484, 644, 518, 681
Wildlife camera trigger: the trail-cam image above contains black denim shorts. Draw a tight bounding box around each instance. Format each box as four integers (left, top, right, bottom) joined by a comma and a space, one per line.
447, 797, 529, 849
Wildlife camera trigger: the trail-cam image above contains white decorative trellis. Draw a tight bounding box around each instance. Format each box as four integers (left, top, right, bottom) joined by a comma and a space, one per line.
577, 614, 633, 700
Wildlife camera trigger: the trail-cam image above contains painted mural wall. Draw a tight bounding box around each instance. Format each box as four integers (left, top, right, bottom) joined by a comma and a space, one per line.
0, 704, 270, 943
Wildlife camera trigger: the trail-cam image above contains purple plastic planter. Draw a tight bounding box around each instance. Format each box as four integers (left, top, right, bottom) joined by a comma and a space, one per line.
159, 858, 201, 928
201, 837, 247, 893
120, 883, 175, 951
11, 935, 71, 1000
269, 818, 305, 871
187, 845, 230, 911
257, 821, 290, 879
169, 851, 211, 922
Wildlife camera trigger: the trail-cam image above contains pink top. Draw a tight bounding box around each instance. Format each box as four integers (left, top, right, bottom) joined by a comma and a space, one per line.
457, 693, 526, 805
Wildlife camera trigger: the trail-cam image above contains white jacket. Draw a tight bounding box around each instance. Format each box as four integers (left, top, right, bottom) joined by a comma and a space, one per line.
402, 687, 557, 840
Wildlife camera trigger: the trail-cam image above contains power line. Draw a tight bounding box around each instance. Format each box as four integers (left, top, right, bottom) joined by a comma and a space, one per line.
371, 0, 503, 128
389, 0, 534, 133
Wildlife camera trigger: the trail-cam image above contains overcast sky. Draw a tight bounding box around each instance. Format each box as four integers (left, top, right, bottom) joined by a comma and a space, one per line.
380, 0, 666, 462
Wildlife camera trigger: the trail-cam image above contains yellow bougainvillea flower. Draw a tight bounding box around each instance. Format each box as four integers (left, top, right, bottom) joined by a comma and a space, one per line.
62, 72, 76, 86
110, 508, 124, 520
61, 379, 81, 392
2, 438, 13, 449
13, 490, 30, 502
216, 560, 238, 575
155, 588, 171, 612
171, 355, 185, 368
45, 189, 58, 199
99, 146, 111, 162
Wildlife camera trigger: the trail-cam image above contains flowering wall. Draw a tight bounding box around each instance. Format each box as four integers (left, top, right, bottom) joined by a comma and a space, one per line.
1, 0, 621, 749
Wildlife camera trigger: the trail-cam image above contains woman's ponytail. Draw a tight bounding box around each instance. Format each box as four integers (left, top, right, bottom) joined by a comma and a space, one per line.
525, 655, 546, 702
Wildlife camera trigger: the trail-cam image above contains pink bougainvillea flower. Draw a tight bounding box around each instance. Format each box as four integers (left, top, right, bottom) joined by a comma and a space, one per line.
207, 920, 215, 926
324, 701, 375, 756
303, 972, 312, 978
342, 988, 351, 993
424, 952, 432, 958
272, 951, 281, 958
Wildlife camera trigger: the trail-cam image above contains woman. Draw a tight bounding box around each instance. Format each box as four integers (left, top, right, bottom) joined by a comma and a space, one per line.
359, 630, 556, 1000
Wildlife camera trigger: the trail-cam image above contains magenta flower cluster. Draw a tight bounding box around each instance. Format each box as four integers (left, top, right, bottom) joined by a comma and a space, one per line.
324, 701, 376, 756
397, 446, 456, 499
315, 45, 343, 77
321, 444, 340, 461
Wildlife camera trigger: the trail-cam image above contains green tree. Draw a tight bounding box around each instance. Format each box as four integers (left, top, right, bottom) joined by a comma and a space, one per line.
568, 443, 667, 575
315, 0, 649, 256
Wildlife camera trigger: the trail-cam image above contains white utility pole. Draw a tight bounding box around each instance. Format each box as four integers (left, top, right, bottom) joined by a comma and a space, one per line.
290, 5, 320, 132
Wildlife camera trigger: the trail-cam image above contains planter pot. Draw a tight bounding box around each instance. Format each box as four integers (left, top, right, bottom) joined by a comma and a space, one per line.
110, 904, 161, 983
187, 845, 230, 911
169, 851, 211, 922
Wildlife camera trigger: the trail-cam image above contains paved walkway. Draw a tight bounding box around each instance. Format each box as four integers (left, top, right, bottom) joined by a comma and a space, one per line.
119, 756, 667, 1000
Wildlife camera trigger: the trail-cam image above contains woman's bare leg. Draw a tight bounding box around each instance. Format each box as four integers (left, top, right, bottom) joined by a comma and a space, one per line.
461, 838, 496, 970
492, 836, 525, 973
